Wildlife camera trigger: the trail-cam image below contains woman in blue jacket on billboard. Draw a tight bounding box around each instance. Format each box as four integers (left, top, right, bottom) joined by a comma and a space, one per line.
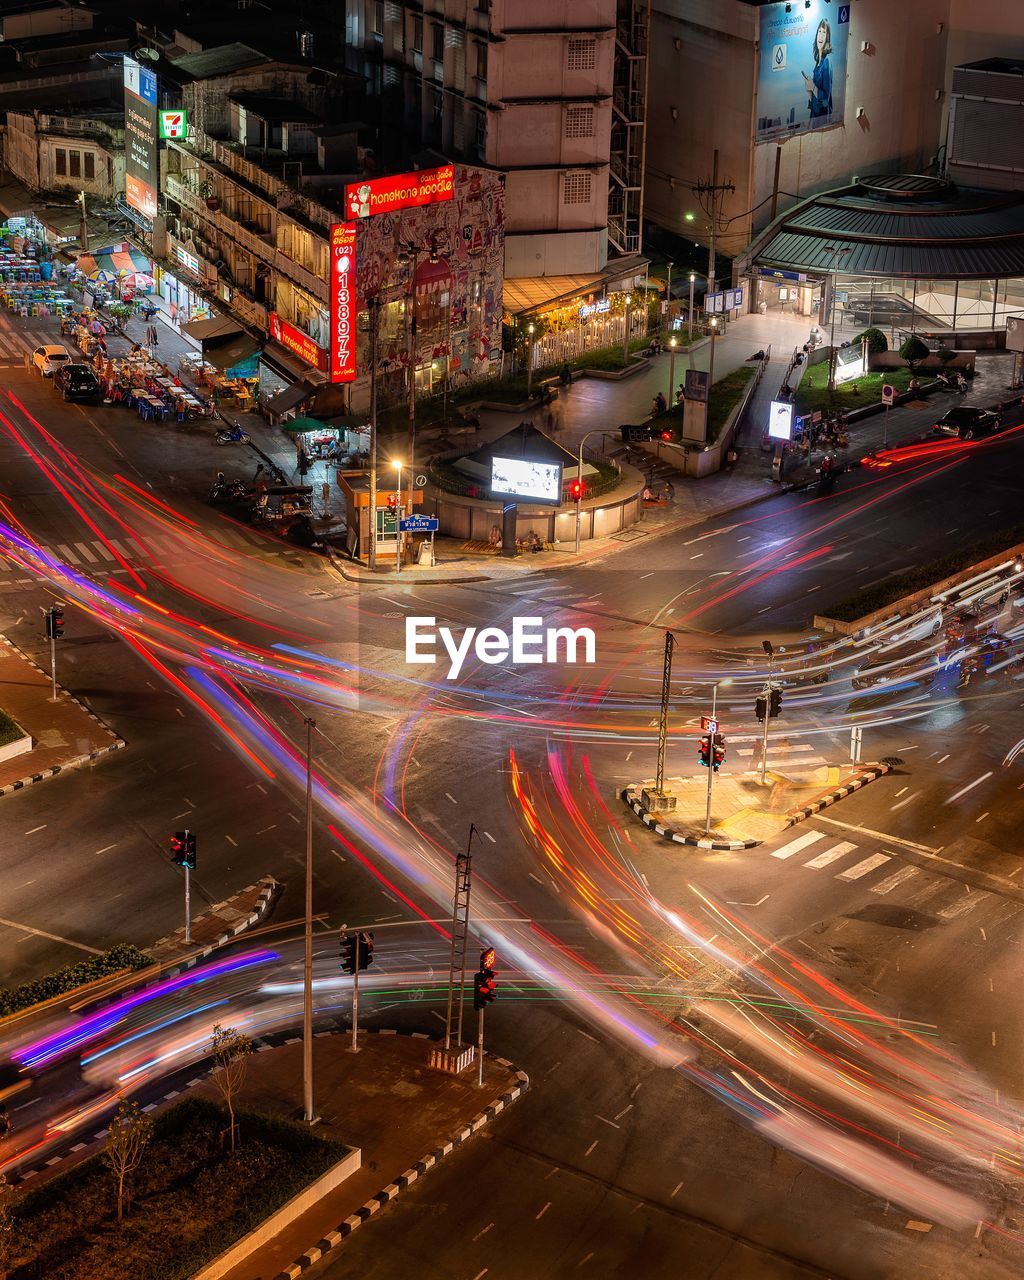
802, 18, 833, 121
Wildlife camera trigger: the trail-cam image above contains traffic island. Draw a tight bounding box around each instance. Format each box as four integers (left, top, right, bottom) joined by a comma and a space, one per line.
622, 762, 892, 849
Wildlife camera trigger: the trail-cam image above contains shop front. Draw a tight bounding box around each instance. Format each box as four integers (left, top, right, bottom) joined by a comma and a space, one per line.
158, 240, 215, 327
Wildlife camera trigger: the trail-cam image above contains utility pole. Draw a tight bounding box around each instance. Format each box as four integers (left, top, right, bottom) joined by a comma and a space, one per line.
655, 630, 675, 797
694, 152, 735, 439
408, 265, 417, 475
368, 298, 379, 571
302, 717, 318, 1124
443, 825, 476, 1053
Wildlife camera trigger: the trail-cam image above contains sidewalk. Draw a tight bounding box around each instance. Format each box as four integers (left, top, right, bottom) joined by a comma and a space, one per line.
208, 1032, 526, 1280
147, 877, 277, 966
0, 634, 124, 796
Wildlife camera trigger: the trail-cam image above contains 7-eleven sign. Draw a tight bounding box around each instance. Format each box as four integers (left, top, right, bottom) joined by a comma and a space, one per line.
159, 109, 187, 140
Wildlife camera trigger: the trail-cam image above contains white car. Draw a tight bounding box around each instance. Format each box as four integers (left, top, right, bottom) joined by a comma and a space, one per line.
32, 344, 72, 377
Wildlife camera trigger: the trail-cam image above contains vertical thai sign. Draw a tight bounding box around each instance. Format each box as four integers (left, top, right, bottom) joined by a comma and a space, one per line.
123, 56, 159, 220
329, 222, 357, 383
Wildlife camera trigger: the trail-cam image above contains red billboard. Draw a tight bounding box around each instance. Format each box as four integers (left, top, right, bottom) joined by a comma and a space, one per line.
268, 313, 328, 373
329, 222, 357, 383
345, 165, 455, 220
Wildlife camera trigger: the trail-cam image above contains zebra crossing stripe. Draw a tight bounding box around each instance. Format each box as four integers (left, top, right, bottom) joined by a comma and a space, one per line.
74, 541, 98, 563
838, 852, 891, 881
770, 830, 826, 860
55, 543, 80, 565
90, 541, 115, 560
870, 865, 918, 895
804, 840, 857, 869
937, 891, 984, 919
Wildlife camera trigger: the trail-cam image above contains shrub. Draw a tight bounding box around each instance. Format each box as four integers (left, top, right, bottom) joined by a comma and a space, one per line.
898, 335, 930, 370
855, 327, 888, 355
936, 347, 956, 364
0, 944, 154, 1017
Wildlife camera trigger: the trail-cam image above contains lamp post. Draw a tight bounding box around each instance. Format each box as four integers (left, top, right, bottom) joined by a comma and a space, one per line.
668, 335, 677, 407
823, 246, 852, 390
704, 678, 732, 836
574, 428, 601, 555
392, 458, 404, 576
302, 716, 317, 1124
368, 297, 380, 572
688, 272, 696, 335
526, 322, 535, 398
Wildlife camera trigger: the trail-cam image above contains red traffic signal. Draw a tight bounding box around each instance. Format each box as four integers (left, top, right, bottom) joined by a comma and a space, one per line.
473, 967, 497, 1010
568, 480, 584, 501
660, 429, 672, 441
480, 946, 496, 970
712, 735, 726, 772
170, 830, 196, 870
698, 735, 711, 767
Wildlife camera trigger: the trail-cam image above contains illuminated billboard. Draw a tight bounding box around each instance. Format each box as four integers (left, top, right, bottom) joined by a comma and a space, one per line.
756, 1, 850, 142
345, 165, 455, 220
123, 55, 159, 221
490, 456, 563, 506
159, 108, 187, 140
269, 313, 329, 373
329, 222, 357, 384
768, 400, 794, 441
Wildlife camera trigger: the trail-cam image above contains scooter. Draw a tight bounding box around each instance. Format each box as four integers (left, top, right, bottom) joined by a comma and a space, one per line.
209, 477, 247, 503
215, 424, 252, 445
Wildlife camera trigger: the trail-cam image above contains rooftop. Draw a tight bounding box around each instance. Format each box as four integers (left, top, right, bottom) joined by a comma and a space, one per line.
168, 42, 274, 80
228, 93, 319, 125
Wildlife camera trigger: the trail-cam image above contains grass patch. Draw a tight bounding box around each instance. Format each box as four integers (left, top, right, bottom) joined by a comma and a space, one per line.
653, 365, 755, 446
0, 944, 154, 1018
793, 363, 917, 418
826, 523, 1024, 623
5, 1096, 349, 1280
0, 707, 23, 748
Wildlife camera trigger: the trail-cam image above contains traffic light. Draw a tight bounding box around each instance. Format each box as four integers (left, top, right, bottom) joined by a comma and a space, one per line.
339, 932, 356, 975
712, 734, 726, 772
568, 479, 584, 501
473, 946, 497, 1010
356, 931, 374, 970
170, 830, 196, 870
769, 687, 783, 718
698, 734, 712, 768
660, 429, 672, 441
45, 605, 64, 640
755, 696, 767, 722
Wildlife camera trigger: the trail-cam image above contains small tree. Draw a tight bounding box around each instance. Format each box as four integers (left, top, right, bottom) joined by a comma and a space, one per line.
899, 335, 930, 371
210, 1024, 253, 1153
855, 326, 888, 355
936, 346, 956, 365
105, 1099, 153, 1223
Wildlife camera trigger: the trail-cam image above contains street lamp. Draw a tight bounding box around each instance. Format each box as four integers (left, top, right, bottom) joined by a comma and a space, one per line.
668, 335, 678, 407
688, 272, 696, 335
704, 677, 732, 835
574, 428, 602, 555
823, 245, 852, 390
526, 322, 536, 398
392, 458, 404, 576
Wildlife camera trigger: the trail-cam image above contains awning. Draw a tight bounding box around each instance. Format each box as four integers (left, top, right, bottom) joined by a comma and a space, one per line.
282, 416, 331, 435
74, 243, 151, 279
266, 380, 316, 415
503, 254, 650, 318
203, 331, 260, 371
180, 314, 245, 344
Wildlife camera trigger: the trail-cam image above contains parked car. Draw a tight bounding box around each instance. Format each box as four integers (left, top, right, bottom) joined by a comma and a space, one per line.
933, 406, 999, 439
31, 344, 72, 377
53, 363, 100, 402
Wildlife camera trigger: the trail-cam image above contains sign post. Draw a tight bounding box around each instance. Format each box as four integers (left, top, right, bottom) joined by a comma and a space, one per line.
881, 382, 895, 447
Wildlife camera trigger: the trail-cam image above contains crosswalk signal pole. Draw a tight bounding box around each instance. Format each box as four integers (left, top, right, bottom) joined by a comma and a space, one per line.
477, 1004, 485, 1089
351, 947, 360, 1054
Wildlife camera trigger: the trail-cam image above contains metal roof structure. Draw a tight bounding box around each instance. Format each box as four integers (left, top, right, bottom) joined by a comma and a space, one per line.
742, 175, 1024, 281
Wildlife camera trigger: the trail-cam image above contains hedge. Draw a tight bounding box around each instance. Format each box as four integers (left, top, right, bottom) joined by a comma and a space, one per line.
825, 523, 1024, 623
0, 708, 23, 748
0, 944, 154, 1018
6, 1096, 349, 1280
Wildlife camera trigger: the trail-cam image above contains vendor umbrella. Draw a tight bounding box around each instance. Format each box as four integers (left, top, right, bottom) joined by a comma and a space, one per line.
89, 268, 117, 284
282, 416, 329, 434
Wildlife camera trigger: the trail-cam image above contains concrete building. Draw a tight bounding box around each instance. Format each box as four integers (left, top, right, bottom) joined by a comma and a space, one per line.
343, 0, 618, 279
4, 106, 124, 202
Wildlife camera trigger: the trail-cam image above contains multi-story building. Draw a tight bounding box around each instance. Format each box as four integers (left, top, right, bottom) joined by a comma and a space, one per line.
4, 106, 125, 202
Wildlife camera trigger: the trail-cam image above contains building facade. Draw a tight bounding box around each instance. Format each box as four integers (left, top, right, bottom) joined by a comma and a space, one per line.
4, 108, 124, 201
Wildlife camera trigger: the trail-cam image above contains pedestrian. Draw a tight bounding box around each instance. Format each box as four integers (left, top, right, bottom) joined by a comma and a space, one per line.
253, 462, 265, 483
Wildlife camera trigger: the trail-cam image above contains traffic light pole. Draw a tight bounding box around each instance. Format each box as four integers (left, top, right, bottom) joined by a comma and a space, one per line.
476, 1005, 485, 1088
184, 862, 191, 944
760, 652, 775, 785
49, 632, 57, 702
350, 946, 361, 1054
704, 684, 720, 836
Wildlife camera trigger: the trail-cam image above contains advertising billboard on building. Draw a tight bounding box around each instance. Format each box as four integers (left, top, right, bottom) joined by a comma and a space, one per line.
755, 1, 850, 142
329, 222, 357, 383
269, 313, 329, 373
123, 55, 159, 221
345, 165, 455, 220
490, 457, 563, 506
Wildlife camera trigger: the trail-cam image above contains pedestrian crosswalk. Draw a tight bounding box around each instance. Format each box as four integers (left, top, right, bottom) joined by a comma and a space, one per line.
0, 315, 57, 364
765, 825, 1020, 925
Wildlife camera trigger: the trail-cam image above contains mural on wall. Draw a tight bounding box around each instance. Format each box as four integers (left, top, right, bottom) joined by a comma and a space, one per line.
356, 164, 505, 390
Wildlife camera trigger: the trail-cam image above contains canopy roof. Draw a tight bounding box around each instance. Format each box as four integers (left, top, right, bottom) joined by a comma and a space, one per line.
745, 175, 1024, 281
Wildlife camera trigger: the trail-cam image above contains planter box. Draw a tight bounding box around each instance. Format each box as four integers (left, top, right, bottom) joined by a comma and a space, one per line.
0, 720, 31, 763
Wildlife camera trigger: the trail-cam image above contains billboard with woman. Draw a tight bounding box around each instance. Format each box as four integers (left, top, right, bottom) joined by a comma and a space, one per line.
755, 1, 850, 142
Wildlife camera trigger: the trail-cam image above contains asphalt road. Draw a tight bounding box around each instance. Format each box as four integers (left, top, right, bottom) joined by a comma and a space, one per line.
3, 350, 1024, 1279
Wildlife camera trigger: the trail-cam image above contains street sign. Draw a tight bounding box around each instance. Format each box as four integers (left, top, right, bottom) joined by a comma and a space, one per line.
700, 716, 718, 734
881, 383, 895, 404
399, 514, 439, 533
414, 474, 428, 488
159, 109, 187, 140
811, 410, 823, 425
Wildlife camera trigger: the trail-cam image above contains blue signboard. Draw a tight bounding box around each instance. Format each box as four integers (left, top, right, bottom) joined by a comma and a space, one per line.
755, 0, 850, 142
400, 514, 439, 533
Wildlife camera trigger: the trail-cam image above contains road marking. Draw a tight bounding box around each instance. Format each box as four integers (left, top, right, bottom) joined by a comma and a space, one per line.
472, 1223, 494, 1242
225, 835, 238, 847
594, 1114, 620, 1129
815, 815, 940, 853
936, 753, 950, 764
805, 840, 857, 869
536, 1202, 552, 1220
24, 825, 46, 835
584, 1140, 598, 1156
93, 844, 116, 855
55, 543, 80, 565
770, 830, 826, 860
483, 830, 496, 843
0, 916, 102, 954
91, 541, 115, 560
937, 891, 985, 919
73, 541, 98, 563
838, 852, 891, 881
255, 824, 276, 835
976, 812, 990, 823
945, 772, 993, 805
671, 1181, 684, 1197
445, 792, 458, 804
890, 791, 921, 811
871, 866, 918, 895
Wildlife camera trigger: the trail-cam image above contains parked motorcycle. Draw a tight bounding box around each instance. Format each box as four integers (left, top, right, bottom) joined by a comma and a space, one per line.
215, 424, 252, 445
209, 476, 247, 503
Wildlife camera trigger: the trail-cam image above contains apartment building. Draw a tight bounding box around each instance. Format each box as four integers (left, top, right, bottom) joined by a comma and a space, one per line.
4, 106, 124, 201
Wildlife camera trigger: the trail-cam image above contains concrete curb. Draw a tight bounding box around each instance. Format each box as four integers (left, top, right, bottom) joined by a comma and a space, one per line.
622, 762, 893, 850
270, 1035, 529, 1280
0, 634, 126, 798
784, 762, 892, 824
148, 876, 279, 969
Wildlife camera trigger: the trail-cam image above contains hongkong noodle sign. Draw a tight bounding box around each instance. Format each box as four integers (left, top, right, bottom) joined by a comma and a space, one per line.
329, 222, 357, 383
345, 165, 455, 219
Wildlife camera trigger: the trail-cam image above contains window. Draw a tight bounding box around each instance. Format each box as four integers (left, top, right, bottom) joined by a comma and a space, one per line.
432, 23, 444, 61
55, 148, 67, 176
567, 38, 597, 71
412, 15, 423, 51
84, 152, 95, 181
475, 41, 487, 82
373, 1, 384, 36
69, 150, 81, 179
565, 106, 594, 139
474, 109, 487, 157
563, 172, 592, 205
431, 89, 443, 125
